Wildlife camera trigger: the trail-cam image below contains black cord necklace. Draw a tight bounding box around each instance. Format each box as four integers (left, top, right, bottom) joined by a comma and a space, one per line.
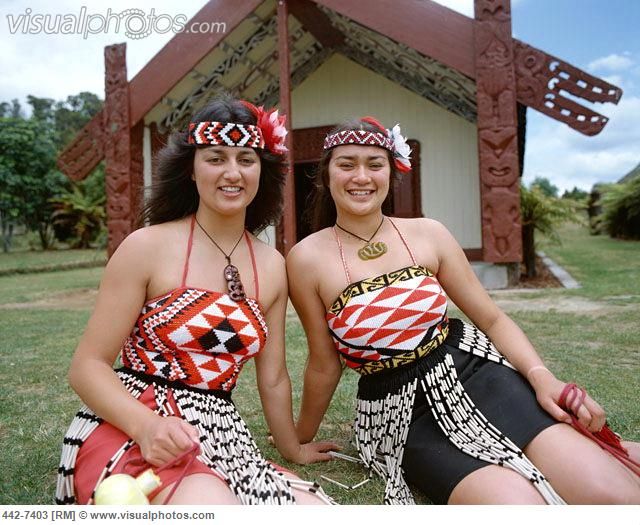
334, 216, 388, 260
195, 217, 246, 301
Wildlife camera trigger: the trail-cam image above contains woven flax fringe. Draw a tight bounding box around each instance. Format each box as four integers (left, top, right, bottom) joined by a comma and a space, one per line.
354, 320, 565, 505
56, 370, 332, 505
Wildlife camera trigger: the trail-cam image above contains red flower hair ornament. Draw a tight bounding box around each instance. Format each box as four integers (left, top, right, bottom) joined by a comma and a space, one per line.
241, 101, 288, 155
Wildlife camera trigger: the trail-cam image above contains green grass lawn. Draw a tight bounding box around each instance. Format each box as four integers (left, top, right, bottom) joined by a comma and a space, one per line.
0, 226, 638, 504
0, 248, 106, 275
542, 223, 640, 302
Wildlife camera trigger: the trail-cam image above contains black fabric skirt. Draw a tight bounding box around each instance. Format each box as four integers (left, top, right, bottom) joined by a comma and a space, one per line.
401, 344, 558, 504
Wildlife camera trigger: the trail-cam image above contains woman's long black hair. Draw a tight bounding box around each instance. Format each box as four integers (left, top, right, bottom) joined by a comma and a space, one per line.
141, 95, 287, 234
308, 117, 399, 232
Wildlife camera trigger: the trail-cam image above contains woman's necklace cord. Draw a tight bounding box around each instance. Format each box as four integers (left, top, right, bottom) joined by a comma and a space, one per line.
195, 217, 247, 301
335, 216, 388, 260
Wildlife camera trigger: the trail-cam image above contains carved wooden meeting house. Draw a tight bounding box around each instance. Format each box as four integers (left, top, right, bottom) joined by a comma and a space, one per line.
57, 0, 621, 287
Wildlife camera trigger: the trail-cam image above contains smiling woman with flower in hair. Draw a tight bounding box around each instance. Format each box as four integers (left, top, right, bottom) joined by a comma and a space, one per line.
287, 115, 640, 505
56, 95, 337, 505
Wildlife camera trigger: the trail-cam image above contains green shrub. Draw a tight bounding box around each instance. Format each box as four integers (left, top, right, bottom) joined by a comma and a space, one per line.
520, 184, 583, 277
50, 167, 106, 248
601, 176, 640, 240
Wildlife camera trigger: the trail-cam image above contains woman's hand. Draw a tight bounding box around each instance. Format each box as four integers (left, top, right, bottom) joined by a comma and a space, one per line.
283, 440, 341, 465
133, 415, 200, 467
528, 368, 606, 432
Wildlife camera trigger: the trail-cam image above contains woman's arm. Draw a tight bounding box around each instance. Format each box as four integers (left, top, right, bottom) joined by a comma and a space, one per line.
428, 219, 605, 432
68, 230, 199, 465
286, 244, 343, 444
254, 250, 338, 464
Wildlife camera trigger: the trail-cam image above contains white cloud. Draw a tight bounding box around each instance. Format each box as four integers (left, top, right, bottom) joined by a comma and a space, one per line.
602, 75, 626, 89
432, 0, 474, 17
523, 95, 640, 192
588, 53, 635, 72
0, 1, 202, 107
432, 0, 525, 17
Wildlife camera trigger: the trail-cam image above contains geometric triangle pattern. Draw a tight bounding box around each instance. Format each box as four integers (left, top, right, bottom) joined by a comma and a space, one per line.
122, 287, 268, 391
326, 266, 448, 374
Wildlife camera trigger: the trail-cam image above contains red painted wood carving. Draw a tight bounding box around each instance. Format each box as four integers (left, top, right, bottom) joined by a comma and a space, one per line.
104, 44, 143, 256
56, 110, 104, 181
474, 0, 521, 263
514, 41, 623, 136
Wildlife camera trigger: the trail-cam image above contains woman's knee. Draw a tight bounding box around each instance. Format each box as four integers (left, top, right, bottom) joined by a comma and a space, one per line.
573, 475, 640, 504
448, 466, 545, 505
151, 473, 239, 505
525, 424, 640, 503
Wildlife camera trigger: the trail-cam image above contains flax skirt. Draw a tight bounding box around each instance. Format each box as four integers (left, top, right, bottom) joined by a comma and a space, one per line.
401, 345, 558, 504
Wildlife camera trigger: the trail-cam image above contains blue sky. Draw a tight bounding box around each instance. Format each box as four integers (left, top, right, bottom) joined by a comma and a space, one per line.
1, 0, 638, 192
512, 0, 640, 192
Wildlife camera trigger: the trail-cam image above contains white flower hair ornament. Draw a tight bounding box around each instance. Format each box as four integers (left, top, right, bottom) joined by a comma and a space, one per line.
387, 124, 412, 173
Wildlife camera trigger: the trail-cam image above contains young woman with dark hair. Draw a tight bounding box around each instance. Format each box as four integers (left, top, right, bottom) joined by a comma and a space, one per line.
56, 96, 336, 505
287, 116, 640, 505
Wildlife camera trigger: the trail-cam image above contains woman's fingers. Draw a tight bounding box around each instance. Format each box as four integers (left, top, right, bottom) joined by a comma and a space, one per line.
141, 416, 200, 465
301, 441, 342, 463
315, 440, 341, 453
574, 403, 593, 429
583, 396, 606, 432
177, 419, 201, 446
539, 395, 572, 424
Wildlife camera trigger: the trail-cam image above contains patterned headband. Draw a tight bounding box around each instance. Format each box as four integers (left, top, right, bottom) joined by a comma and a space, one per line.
323, 123, 412, 173
188, 122, 265, 149
323, 130, 394, 151
188, 102, 289, 155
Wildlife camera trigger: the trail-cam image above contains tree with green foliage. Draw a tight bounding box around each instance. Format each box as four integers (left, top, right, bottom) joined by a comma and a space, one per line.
601, 176, 640, 240
26, 92, 102, 149
520, 184, 583, 277
50, 167, 106, 248
0, 92, 104, 251
0, 117, 68, 250
0, 99, 24, 119
26, 95, 55, 123
531, 176, 559, 198
587, 183, 609, 235
53, 92, 102, 149
562, 186, 588, 201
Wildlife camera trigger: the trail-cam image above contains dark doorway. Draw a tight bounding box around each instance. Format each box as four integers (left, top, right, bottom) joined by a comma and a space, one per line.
389, 139, 422, 218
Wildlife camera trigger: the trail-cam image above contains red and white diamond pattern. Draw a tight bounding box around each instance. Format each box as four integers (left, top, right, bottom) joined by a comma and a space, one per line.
324, 129, 393, 151
121, 289, 267, 391
189, 121, 265, 149
327, 274, 447, 360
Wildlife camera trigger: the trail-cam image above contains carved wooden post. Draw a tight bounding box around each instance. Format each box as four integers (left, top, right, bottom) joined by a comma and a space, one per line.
474, 0, 521, 263
103, 44, 144, 257
277, 0, 296, 254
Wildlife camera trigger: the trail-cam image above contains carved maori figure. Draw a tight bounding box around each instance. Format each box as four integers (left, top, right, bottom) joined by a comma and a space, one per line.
474, 0, 521, 263
514, 41, 622, 136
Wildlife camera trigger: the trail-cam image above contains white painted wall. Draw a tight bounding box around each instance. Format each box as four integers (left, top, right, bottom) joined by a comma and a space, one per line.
291, 54, 481, 248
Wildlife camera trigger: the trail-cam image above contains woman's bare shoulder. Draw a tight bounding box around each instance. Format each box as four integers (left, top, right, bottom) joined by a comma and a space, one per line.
246, 232, 286, 273
387, 217, 451, 244
286, 227, 333, 266
114, 220, 185, 257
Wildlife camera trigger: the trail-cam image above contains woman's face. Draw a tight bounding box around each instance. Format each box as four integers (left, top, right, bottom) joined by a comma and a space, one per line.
327, 144, 391, 217
193, 145, 261, 217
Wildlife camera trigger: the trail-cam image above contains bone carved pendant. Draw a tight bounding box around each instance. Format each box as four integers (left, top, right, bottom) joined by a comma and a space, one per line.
224, 264, 246, 301
357, 241, 388, 261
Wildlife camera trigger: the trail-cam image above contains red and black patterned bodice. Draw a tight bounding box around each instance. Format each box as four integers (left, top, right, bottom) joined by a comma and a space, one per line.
121, 217, 267, 392
326, 266, 448, 375
326, 221, 449, 376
